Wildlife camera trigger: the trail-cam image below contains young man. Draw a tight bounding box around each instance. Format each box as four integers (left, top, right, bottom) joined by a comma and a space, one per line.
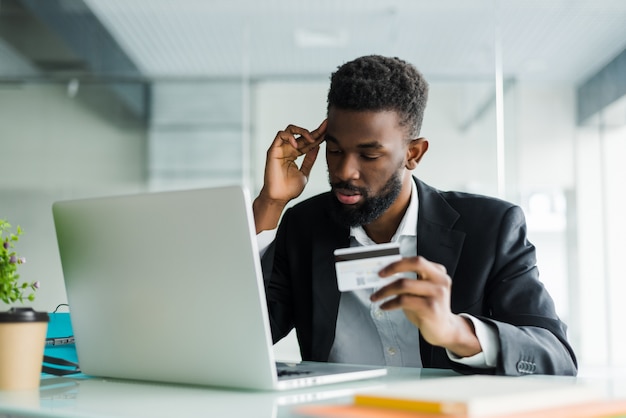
253, 55, 577, 375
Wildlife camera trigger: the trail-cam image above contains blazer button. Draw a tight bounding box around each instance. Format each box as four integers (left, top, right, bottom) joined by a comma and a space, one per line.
516, 360, 535, 374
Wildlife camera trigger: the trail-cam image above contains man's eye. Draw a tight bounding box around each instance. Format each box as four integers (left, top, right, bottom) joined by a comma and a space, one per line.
327, 148, 342, 154
361, 154, 381, 160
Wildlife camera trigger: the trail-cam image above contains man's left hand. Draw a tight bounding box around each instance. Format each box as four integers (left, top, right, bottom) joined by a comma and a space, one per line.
370, 255, 482, 358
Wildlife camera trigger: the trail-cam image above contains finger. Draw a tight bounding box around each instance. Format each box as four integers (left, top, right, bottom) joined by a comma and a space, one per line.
311, 119, 328, 140
271, 130, 299, 151
370, 278, 432, 302
288, 124, 320, 148
270, 122, 326, 160
299, 145, 320, 179
294, 119, 326, 144
298, 136, 324, 156
378, 256, 423, 278
296, 120, 327, 153
379, 256, 446, 281
272, 125, 312, 150
286, 125, 312, 149
378, 293, 424, 312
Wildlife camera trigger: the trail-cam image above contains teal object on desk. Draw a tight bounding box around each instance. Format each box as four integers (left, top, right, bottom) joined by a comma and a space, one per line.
43, 311, 80, 375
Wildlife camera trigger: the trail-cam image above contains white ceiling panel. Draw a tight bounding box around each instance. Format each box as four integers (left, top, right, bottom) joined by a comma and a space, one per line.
83, 0, 626, 83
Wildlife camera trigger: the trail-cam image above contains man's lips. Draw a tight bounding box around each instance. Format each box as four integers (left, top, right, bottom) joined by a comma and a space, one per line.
334, 188, 362, 205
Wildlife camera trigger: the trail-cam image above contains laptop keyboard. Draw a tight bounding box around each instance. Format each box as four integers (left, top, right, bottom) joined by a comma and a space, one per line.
276, 368, 312, 377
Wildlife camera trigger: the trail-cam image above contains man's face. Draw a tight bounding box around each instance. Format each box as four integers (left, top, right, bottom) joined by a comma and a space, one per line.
325, 108, 410, 227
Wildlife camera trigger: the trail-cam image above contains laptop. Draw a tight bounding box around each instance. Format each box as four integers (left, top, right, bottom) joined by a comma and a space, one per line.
52, 185, 387, 390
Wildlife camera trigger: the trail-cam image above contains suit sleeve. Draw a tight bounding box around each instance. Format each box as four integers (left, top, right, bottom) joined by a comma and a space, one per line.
474, 206, 577, 376
260, 209, 295, 344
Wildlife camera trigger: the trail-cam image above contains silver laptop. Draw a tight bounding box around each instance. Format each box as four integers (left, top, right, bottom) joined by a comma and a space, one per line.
52, 185, 387, 390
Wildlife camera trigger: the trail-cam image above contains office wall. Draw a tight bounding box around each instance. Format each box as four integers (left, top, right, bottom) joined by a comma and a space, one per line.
575, 125, 626, 368
149, 81, 246, 191
0, 82, 147, 311
513, 83, 577, 304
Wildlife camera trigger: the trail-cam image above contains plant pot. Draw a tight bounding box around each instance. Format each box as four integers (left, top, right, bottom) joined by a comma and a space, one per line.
0, 307, 49, 390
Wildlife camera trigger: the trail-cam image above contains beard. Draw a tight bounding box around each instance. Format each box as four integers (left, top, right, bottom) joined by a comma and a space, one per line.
329, 171, 403, 228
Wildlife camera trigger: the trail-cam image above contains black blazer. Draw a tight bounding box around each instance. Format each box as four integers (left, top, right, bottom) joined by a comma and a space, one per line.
262, 178, 577, 376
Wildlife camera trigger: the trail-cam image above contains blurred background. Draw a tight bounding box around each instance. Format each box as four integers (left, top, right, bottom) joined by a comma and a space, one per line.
1, 0, 625, 374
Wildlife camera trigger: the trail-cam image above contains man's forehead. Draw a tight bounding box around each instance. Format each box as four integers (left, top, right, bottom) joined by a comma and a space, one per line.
326, 109, 409, 142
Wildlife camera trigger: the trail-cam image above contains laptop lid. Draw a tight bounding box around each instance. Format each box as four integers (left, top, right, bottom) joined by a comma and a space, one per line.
52, 186, 386, 390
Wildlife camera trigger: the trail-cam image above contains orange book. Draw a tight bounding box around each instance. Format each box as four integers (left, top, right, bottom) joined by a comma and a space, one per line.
296, 399, 626, 418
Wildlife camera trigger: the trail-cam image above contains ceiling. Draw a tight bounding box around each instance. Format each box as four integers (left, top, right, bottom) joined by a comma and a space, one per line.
1, 0, 625, 85
77, 0, 626, 84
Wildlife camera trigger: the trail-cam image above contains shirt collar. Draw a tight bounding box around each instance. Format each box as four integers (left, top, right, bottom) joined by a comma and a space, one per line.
350, 179, 419, 246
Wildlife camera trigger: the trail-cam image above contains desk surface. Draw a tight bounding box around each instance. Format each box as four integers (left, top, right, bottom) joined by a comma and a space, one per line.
1, 367, 625, 418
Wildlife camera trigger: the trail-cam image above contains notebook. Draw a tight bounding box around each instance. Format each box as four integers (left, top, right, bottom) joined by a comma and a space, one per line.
351, 375, 602, 416
52, 185, 387, 390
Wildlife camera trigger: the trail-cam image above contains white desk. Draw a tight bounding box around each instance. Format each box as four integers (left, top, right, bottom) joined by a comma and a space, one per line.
0, 367, 625, 418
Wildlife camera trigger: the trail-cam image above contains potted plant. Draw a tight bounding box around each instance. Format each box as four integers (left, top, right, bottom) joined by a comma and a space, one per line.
0, 219, 48, 390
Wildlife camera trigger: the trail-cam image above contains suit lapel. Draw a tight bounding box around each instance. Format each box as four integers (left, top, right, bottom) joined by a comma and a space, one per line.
415, 178, 465, 282
414, 179, 466, 366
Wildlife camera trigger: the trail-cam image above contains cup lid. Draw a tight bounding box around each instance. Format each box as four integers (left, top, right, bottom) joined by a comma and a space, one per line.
0, 307, 49, 323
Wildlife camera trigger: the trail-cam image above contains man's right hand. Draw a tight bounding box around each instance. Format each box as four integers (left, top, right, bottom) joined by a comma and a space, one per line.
253, 120, 327, 233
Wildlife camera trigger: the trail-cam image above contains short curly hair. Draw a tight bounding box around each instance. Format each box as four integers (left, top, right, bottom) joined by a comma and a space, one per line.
327, 55, 429, 138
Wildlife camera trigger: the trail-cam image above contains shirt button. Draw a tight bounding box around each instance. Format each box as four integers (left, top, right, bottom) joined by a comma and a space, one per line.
387, 347, 397, 356
374, 310, 384, 319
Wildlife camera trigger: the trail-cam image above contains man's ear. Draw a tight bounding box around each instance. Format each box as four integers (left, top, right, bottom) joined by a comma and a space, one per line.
406, 138, 429, 170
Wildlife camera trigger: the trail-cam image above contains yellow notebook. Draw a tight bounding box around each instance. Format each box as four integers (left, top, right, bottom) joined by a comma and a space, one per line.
353, 375, 603, 417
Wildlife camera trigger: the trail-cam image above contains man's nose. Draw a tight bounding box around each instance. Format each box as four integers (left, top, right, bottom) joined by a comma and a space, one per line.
334, 154, 360, 181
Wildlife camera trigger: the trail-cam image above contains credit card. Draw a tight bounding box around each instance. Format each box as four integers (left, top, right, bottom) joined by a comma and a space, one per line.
334, 243, 403, 292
